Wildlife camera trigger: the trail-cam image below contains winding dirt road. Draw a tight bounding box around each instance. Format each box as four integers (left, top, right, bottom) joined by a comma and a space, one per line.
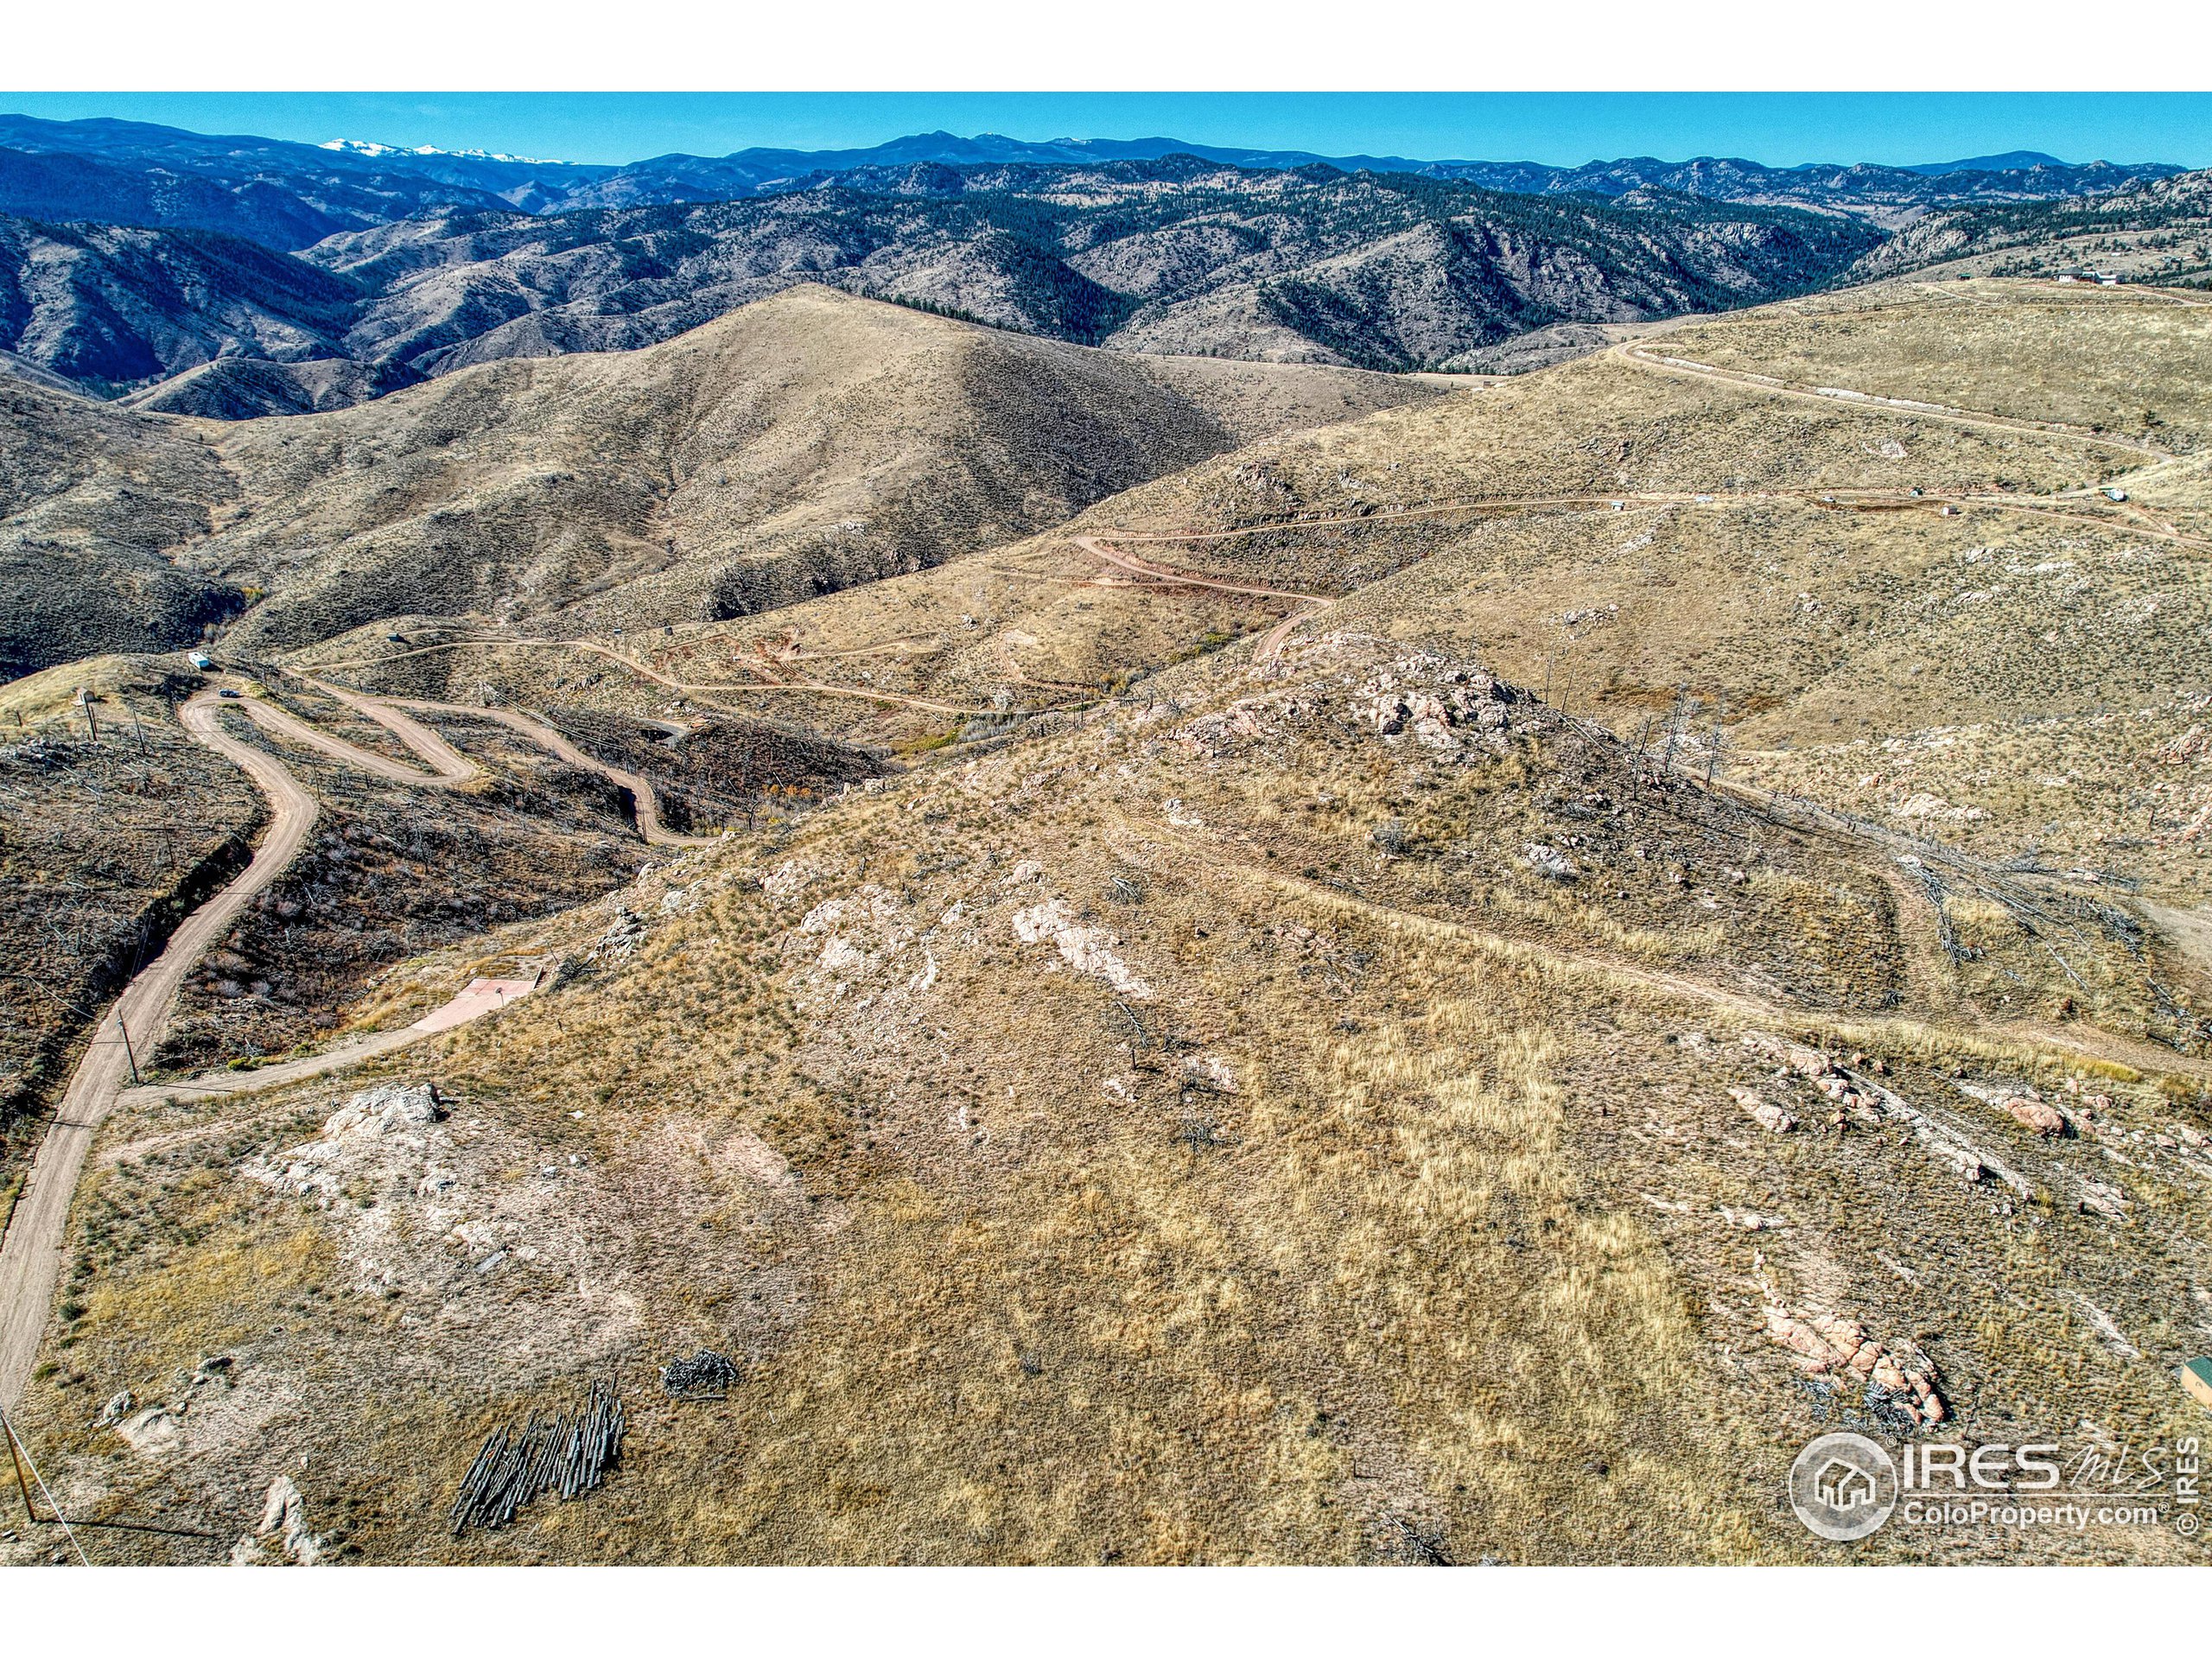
315, 634, 994, 718
0, 692, 322, 1408
1613, 342, 2176, 459
0, 677, 715, 1409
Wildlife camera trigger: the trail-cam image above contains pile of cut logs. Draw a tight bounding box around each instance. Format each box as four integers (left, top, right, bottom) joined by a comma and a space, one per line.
659, 1349, 741, 1401
450, 1380, 624, 1534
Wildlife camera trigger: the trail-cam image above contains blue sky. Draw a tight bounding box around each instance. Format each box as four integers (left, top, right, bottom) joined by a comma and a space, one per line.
3, 92, 2209, 168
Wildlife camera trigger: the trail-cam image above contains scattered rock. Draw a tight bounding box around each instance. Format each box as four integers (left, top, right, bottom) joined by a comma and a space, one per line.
95, 1389, 136, 1428
1746, 1032, 2026, 1193
1727, 1086, 1797, 1135
2157, 725, 2208, 765
1740, 1030, 1831, 1079
1522, 842, 1578, 881
1181, 1054, 1239, 1094
588, 906, 646, 963
2076, 1179, 2131, 1220
231, 1475, 322, 1567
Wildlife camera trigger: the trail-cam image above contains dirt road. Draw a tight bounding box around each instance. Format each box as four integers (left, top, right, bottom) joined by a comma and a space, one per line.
0, 692, 320, 1408
315, 634, 994, 717
1122, 811, 2205, 1082
1615, 342, 2174, 459
0, 676, 714, 1410
378, 697, 710, 848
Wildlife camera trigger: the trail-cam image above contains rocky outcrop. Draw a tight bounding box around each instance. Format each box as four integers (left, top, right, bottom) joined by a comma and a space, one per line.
1742, 1030, 2028, 1194
230, 1475, 324, 1566
1955, 1080, 2073, 1137
1012, 896, 1154, 999
1179, 638, 1531, 766
1727, 1085, 1798, 1135
1350, 658, 1519, 761
1765, 1305, 1948, 1427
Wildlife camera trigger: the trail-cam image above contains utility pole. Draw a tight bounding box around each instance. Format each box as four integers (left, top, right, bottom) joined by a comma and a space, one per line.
1659, 685, 1687, 779
0, 1405, 89, 1564
4, 1405, 34, 1522
115, 1009, 141, 1086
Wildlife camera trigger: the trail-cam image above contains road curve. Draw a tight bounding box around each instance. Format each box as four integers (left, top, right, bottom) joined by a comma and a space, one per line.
1072, 534, 1331, 602
0, 677, 718, 1409
224, 686, 473, 786
0, 694, 319, 1409
381, 697, 712, 848
252, 673, 712, 849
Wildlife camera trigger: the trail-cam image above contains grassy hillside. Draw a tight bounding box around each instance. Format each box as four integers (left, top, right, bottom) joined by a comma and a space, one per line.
0, 288, 1446, 680
6, 277, 2210, 1567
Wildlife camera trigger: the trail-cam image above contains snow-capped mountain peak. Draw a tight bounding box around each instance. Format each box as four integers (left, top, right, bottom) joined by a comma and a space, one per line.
320, 138, 569, 166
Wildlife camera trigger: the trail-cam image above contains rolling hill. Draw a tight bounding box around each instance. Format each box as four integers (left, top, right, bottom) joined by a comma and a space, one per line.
0, 286, 1448, 676
4, 275, 2210, 1567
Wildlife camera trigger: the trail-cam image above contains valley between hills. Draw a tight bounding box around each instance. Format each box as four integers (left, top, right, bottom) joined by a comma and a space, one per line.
2, 273, 2209, 1565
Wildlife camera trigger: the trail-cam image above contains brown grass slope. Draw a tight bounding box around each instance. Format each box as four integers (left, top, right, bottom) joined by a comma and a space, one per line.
13, 626, 2207, 1565
10, 277, 2212, 1568
180, 286, 1441, 652
314, 283, 2212, 932
0, 286, 1440, 685
0, 376, 240, 679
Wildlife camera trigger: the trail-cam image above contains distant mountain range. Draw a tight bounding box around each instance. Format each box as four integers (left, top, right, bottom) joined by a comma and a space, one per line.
0, 114, 2184, 251
0, 111, 2196, 414
0, 151, 1887, 404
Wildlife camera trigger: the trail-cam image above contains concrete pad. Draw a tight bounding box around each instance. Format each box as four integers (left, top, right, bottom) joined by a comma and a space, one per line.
410, 976, 539, 1033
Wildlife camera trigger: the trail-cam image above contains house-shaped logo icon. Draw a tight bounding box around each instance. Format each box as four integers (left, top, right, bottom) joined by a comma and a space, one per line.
1815, 1457, 1878, 1512
1789, 1432, 1899, 1540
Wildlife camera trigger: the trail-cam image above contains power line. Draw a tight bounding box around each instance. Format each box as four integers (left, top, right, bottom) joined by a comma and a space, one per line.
0, 1403, 90, 1565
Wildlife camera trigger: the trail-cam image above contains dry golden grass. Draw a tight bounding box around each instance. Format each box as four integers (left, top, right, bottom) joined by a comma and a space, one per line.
14, 279, 2212, 1567
1668, 282, 2212, 448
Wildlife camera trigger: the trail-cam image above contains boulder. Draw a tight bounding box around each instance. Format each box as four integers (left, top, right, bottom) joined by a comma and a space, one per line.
1522, 842, 1578, 880
323, 1082, 442, 1141
2004, 1096, 2070, 1136
232, 1476, 323, 1567
1727, 1086, 1796, 1134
